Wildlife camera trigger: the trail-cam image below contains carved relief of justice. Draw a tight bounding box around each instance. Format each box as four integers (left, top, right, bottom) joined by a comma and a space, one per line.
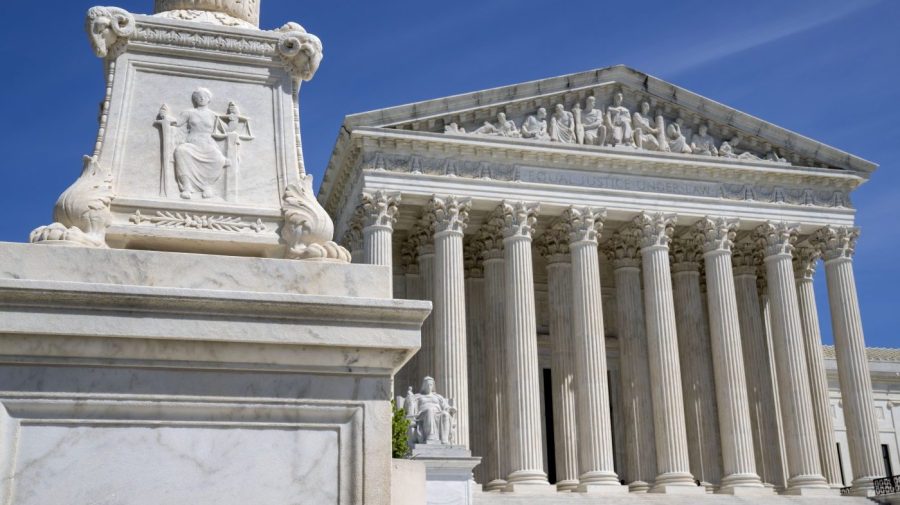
155, 88, 254, 201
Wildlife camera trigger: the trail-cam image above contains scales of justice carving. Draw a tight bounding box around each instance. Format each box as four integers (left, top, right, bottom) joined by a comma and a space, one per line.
398, 376, 458, 447
155, 88, 254, 202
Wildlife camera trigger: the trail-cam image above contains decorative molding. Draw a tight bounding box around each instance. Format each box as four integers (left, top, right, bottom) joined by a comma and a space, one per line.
276, 22, 323, 83
755, 221, 799, 258
281, 175, 350, 262
86, 6, 136, 58
30, 156, 113, 248
132, 23, 277, 56
813, 225, 860, 262
129, 209, 266, 233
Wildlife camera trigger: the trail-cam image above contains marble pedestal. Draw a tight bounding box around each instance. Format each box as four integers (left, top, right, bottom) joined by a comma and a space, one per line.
411, 445, 482, 505
0, 242, 430, 505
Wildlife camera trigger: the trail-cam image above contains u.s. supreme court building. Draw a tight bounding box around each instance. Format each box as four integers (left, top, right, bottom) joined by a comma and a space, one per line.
317, 65, 889, 497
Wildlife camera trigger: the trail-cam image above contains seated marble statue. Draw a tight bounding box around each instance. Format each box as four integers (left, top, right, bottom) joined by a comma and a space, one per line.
690, 123, 718, 156
549, 103, 576, 143
579, 96, 607, 146
605, 92, 633, 146
631, 101, 661, 150
168, 88, 230, 199
474, 112, 521, 137
667, 123, 692, 153
403, 376, 457, 445
521, 107, 550, 140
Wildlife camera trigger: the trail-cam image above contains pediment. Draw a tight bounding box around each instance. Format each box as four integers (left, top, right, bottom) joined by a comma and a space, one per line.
343, 65, 874, 174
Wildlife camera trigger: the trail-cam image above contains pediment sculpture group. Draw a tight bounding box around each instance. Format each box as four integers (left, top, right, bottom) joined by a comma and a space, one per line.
444, 91, 787, 163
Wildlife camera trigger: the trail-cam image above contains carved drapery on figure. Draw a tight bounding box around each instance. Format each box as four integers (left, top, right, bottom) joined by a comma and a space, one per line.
400, 377, 458, 446
156, 89, 254, 201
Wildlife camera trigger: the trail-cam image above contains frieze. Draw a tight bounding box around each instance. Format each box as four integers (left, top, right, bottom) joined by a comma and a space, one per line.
132, 23, 277, 57
129, 209, 267, 232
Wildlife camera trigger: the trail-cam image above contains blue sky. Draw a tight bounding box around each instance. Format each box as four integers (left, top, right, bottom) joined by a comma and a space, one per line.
1, 1, 897, 347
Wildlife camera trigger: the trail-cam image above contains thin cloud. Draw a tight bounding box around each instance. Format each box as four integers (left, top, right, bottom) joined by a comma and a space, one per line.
653, 0, 881, 76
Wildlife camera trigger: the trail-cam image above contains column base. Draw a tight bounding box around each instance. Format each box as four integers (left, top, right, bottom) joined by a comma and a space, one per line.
483, 479, 507, 492
627, 480, 651, 493
555, 480, 578, 492
849, 477, 876, 497
718, 473, 766, 494
785, 474, 831, 495
650, 471, 701, 494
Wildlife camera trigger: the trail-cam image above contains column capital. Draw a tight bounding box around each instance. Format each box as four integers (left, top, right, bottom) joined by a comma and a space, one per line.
670, 235, 703, 273
813, 225, 860, 262
400, 238, 419, 275
464, 238, 485, 278
695, 216, 739, 254
559, 206, 606, 246
633, 212, 677, 250
754, 221, 799, 258
605, 229, 641, 269
491, 200, 540, 240
536, 226, 570, 265
340, 217, 363, 253
360, 190, 401, 230
410, 216, 435, 257
428, 195, 471, 237
793, 246, 821, 281
732, 238, 760, 276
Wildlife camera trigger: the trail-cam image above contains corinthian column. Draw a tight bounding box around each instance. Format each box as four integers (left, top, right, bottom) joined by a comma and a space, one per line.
793, 246, 843, 488
465, 239, 488, 483
631, 213, 699, 493
361, 190, 401, 267
536, 228, 579, 491
414, 219, 436, 379
428, 196, 472, 447
495, 201, 552, 492
670, 235, 721, 490
480, 227, 508, 491
559, 207, 623, 493
814, 226, 882, 496
695, 217, 764, 493
732, 241, 787, 490
755, 222, 829, 494
607, 231, 657, 492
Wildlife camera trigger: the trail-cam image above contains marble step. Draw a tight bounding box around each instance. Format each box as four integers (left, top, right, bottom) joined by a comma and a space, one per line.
475, 490, 871, 505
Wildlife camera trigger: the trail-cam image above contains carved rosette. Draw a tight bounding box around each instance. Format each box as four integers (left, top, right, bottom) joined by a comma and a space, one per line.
276, 23, 324, 83
813, 225, 860, 262
360, 190, 401, 231
632, 212, 677, 250
86, 6, 135, 58
30, 156, 113, 248
559, 206, 606, 245
281, 174, 350, 262
793, 246, 821, 280
536, 227, 570, 265
695, 216, 739, 254
428, 196, 471, 236
754, 221, 799, 258
493, 201, 540, 240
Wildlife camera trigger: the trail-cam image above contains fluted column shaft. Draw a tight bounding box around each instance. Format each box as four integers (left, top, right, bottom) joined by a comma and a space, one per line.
562, 208, 621, 491
757, 223, 828, 493
545, 255, 579, 490
696, 218, 763, 491
430, 196, 471, 447
482, 244, 508, 490
671, 257, 721, 488
733, 243, 787, 490
794, 248, 843, 487
418, 244, 436, 379
499, 202, 550, 491
610, 233, 657, 491
465, 258, 487, 483
633, 213, 697, 491
396, 242, 422, 390
816, 227, 882, 495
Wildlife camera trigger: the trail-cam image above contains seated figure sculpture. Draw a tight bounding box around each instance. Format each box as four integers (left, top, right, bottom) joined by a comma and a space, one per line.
632, 101, 661, 150
579, 96, 607, 146
549, 103, 576, 143
521, 107, 550, 140
605, 91, 633, 147
403, 376, 457, 446
690, 123, 718, 156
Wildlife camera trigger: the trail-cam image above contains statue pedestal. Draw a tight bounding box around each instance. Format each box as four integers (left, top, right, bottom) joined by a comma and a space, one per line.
410, 445, 481, 505
0, 242, 429, 504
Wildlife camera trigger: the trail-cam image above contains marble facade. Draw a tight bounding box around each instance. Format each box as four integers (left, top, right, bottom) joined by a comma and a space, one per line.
318, 65, 884, 499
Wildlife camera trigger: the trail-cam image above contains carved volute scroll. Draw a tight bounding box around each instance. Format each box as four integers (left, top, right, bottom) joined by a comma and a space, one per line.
277, 22, 324, 83
559, 206, 606, 245
632, 212, 677, 250
281, 175, 351, 262
813, 225, 860, 262
695, 216, 739, 253
86, 6, 135, 58
494, 201, 540, 240
793, 246, 821, 280
428, 196, 471, 236
755, 221, 799, 258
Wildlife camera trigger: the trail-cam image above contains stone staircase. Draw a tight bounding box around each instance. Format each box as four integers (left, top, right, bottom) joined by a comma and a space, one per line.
475, 491, 872, 505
